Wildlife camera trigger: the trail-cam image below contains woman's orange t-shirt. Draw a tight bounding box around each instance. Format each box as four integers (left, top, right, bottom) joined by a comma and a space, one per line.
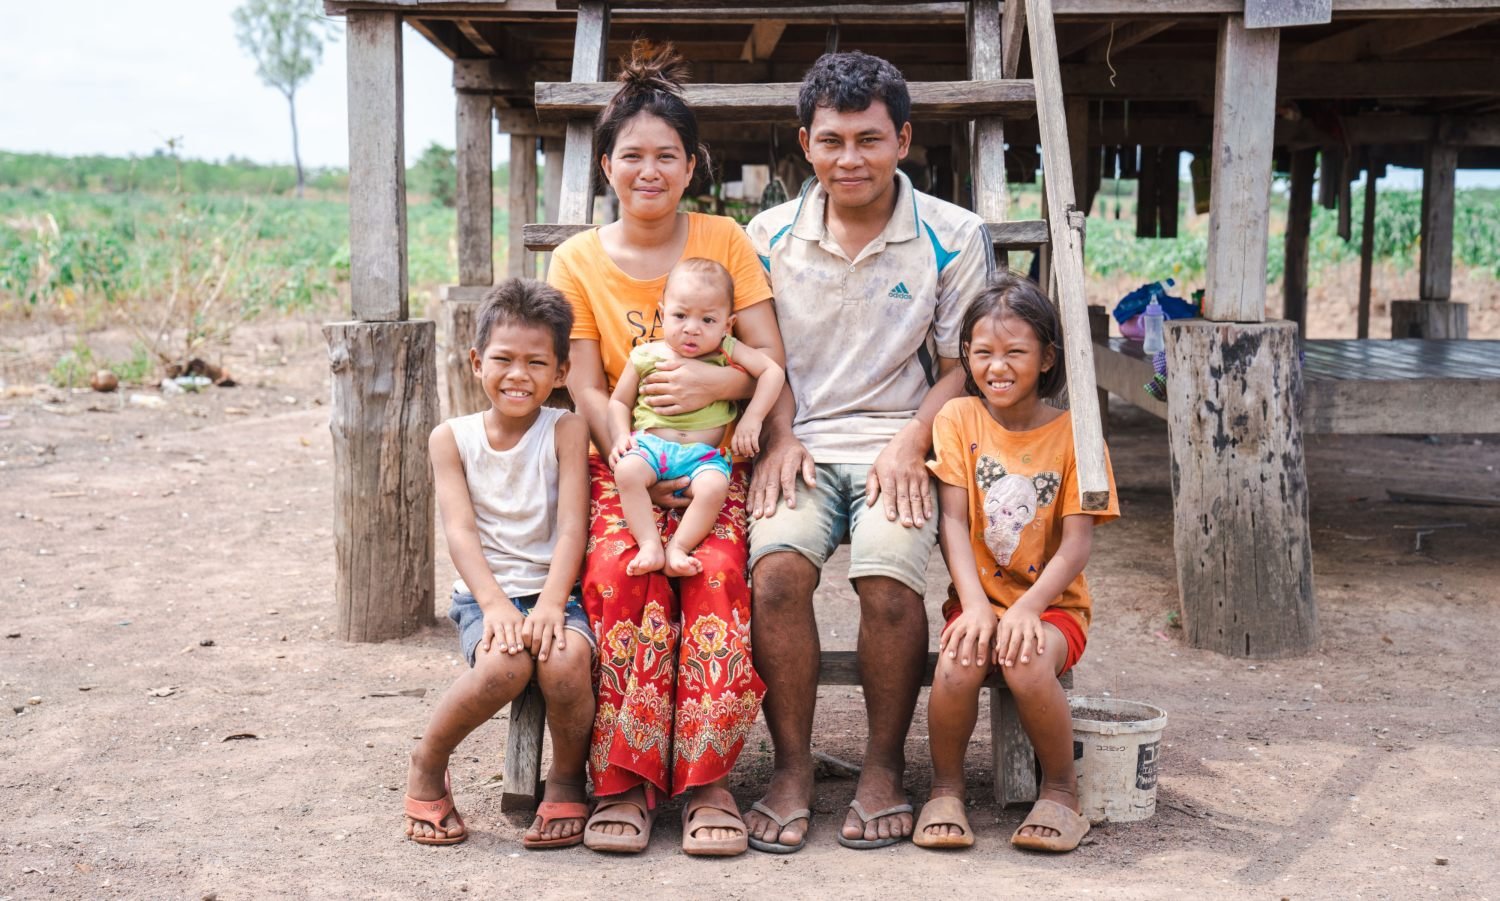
927, 396, 1119, 636
547, 212, 774, 394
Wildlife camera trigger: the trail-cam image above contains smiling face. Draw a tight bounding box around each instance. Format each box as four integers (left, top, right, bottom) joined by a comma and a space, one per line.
469, 321, 568, 419
965, 312, 1056, 415
659, 269, 733, 359
601, 112, 696, 222
799, 100, 911, 213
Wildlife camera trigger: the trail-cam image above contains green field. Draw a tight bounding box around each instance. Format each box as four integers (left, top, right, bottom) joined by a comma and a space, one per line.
2, 151, 1496, 384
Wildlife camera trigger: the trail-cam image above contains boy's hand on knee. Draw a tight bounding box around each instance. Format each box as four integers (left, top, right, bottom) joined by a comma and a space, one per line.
995, 607, 1045, 668
483, 604, 527, 655
522, 602, 567, 661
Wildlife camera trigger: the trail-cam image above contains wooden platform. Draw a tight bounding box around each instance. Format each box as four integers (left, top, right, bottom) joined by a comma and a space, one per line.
1093, 336, 1500, 434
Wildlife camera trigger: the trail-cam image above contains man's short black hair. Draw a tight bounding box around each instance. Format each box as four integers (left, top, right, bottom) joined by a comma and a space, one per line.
797, 51, 911, 132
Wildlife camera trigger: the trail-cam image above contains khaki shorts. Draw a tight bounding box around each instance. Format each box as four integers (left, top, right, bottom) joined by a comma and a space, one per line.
747, 462, 937, 596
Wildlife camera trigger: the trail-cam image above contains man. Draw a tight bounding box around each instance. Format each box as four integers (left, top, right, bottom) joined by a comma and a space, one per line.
743, 51, 994, 851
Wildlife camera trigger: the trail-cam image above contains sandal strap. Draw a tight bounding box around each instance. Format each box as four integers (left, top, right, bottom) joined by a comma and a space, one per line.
404, 792, 456, 826
915, 796, 972, 835
536, 801, 590, 823
849, 799, 914, 823
749, 801, 812, 828
588, 798, 649, 828
685, 804, 747, 834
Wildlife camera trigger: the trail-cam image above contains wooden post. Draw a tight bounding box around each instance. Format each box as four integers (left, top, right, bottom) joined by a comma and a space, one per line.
1419, 143, 1457, 300
1389, 300, 1468, 339
456, 92, 494, 286
325, 321, 438, 642
1067, 97, 1091, 217
967, 0, 1009, 222
1166, 320, 1315, 659
346, 12, 407, 321
1283, 148, 1316, 334
502, 680, 547, 811
508, 135, 538, 278
1356, 168, 1377, 339
1135, 146, 1158, 238
1204, 17, 1279, 323
1088, 304, 1110, 441
1158, 148, 1180, 238
442, 294, 489, 417
541, 136, 564, 275
558, 2, 610, 225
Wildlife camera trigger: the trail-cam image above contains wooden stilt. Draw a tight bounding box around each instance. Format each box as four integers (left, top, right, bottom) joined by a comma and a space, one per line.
541, 136, 564, 276
346, 12, 407, 322
1166, 319, 1315, 659
1283, 148, 1316, 334
1390, 300, 1468, 339
967, 0, 1010, 222
442, 294, 488, 417
1088, 303, 1110, 441
1204, 16, 1280, 323
1158, 148, 1180, 238
325, 321, 438, 642
508, 134, 538, 278
501, 675, 547, 811
1136, 145, 1158, 238
456, 92, 494, 287
1357, 169, 1377, 339
1419, 143, 1457, 301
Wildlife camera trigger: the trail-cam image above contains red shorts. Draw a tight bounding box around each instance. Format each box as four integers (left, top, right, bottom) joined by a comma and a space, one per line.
942, 605, 1087, 676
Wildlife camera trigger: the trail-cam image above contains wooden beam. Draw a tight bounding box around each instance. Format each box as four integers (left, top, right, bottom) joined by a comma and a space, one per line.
1067, 97, 1090, 216
455, 19, 497, 55
508, 134, 538, 278
454, 59, 566, 94
1002, 0, 1027, 77
1356, 168, 1376, 338
1419, 142, 1457, 300
1158, 147, 1180, 237
541, 136, 564, 275
1086, 20, 1177, 61
1284, 148, 1316, 334
346, 11, 407, 321
740, 20, 787, 61
522, 219, 1050, 252
1062, 59, 1500, 99
535, 80, 1039, 122
495, 108, 567, 139
968, 1, 1009, 222
1203, 16, 1280, 322
1292, 14, 1497, 61
1136, 145, 1158, 238
558, 1, 609, 225
456, 91, 494, 286
1245, 0, 1331, 28
1318, 146, 1342, 210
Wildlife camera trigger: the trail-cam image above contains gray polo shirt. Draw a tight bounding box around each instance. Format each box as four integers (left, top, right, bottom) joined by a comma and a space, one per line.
748, 171, 994, 465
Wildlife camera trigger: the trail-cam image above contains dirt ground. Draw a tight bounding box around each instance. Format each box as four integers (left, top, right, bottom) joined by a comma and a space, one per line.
2, 315, 1497, 901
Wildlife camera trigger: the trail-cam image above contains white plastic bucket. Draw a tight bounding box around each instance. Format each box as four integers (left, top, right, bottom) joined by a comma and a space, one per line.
1069, 697, 1168, 824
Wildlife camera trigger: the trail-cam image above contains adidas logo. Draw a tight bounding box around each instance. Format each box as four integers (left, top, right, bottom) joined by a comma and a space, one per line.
887, 281, 913, 300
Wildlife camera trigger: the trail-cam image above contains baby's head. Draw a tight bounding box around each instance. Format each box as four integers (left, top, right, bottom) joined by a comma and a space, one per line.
660, 257, 735, 358
470, 278, 573, 417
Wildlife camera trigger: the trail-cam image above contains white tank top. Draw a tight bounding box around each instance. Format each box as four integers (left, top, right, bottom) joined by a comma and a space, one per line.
447, 406, 566, 599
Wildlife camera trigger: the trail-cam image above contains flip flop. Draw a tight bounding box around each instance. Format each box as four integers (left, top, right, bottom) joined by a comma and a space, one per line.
836, 798, 914, 850
912, 796, 975, 850
1010, 799, 1090, 853
745, 801, 812, 855
681, 802, 749, 857
403, 770, 466, 846
583, 796, 656, 854
522, 801, 591, 850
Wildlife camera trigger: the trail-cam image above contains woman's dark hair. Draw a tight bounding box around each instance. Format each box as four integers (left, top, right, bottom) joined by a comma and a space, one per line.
474, 277, 574, 364
797, 51, 911, 132
595, 40, 710, 189
958, 271, 1066, 400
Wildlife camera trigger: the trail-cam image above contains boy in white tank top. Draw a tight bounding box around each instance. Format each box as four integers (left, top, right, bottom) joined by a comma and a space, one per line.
402, 279, 596, 850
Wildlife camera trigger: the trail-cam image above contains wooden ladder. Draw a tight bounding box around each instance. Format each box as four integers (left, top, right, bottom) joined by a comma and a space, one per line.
498, 0, 1109, 812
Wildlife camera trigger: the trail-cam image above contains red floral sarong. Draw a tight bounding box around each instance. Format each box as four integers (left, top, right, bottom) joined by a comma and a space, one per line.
584, 455, 764, 798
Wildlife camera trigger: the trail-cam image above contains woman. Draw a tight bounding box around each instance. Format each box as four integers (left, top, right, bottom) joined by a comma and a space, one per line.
547, 41, 783, 857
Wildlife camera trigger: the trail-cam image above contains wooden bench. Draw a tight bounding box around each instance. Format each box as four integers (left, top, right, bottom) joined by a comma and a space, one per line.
497, 650, 1072, 811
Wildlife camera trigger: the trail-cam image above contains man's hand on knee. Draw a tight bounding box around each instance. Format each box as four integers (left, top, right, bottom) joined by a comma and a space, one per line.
866, 425, 934, 528
750, 435, 816, 519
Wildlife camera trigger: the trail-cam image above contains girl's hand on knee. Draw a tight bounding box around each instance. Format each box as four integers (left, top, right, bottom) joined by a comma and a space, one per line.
995, 607, 1045, 667
941, 606, 996, 667
608, 434, 637, 470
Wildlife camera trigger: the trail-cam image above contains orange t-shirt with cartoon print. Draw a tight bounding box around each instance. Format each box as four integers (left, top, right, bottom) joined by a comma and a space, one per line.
927, 396, 1119, 636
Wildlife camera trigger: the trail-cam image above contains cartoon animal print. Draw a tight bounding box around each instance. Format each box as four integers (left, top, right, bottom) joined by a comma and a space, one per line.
975, 455, 1060, 566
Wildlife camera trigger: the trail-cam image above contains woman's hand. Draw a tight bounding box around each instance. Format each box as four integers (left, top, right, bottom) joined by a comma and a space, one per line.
940, 604, 997, 668
646, 477, 693, 510
640, 358, 731, 417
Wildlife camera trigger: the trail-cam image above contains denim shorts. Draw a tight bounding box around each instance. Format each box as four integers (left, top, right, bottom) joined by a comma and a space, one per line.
448, 588, 595, 667
747, 462, 938, 597
625, 431, 733, 483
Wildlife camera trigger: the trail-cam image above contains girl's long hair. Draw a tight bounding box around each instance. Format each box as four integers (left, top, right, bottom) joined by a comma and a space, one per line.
958, 271, 1067, 400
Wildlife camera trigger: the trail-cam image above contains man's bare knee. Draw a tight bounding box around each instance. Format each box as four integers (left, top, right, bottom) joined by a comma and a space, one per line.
854, 577, 925, 630
752, 552, 819, 612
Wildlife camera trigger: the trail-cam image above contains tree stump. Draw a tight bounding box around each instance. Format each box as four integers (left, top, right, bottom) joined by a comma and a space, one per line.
1166, 319, 1316, 658
324, 320, 439, 642
1389, 300, 1468, 340
441, 299, 488, 417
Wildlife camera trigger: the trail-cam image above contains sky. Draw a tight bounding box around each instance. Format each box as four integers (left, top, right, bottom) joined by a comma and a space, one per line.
0, 0, 487, 169
0, 2, 1492, 188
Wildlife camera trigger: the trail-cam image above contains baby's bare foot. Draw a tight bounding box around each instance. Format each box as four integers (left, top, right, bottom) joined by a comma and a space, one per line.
626, 541, 666, 576
663, 542, 702, 578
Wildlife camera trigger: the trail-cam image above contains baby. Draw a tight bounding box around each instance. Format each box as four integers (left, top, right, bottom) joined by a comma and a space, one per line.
608, 257, 785, 577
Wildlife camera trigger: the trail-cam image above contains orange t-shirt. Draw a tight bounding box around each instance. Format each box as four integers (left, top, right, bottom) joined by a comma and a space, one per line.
927, 396, 1119, 636
547, 213, 774, 394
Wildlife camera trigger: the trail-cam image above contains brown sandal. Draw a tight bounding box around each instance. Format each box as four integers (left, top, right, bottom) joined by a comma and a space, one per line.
403, 771, 467, 846
913, 796, 974, 850
682, 803, 749, 857
583, 797, 656, 854
523, 801, 590, 849
1010, 799, 1090, 852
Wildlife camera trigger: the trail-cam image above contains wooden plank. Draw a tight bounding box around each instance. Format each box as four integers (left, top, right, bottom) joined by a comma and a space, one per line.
1135, 145, 1158, 238
1088, 306, 1111, 440
1002, 0, 1027, 78
1166, 319, 1315, 659
1283, 148, 1316, 334
1067, 97, 1091, 217
1085, 20, 1177, 61
1419, 143, 1457, 300
535, 80, 1039, 121
346, 11, 408, 321
456, 91, 494, 286
441, 298, 488, 416
1317, 146, 1341, 210
509, 134, 539, 278
496, 109, 567, 139
1245, 0, 1332, 28
1293, 14, 1498, 60
557, 1, 609, 226
501, 682, 546, 811
1387, 489, 1500, 507
741, 20, 787, 61
1094, 337, 1168, 419
1356, 168, 1377, 338
1027, 0, 1111, 512
324, 320, 438, 642
541, 136, 564, 275
325, 1, 1500, 18
1390, 299, 1468, 338
455, 19, 497, 55
1304, 373, 1499, 432
1203, 16, 1280, 322
1158, 147, 1180, 238
522, 219, 1050, 252
968, 1, 1009, 223
1062, 59, 1500, 100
